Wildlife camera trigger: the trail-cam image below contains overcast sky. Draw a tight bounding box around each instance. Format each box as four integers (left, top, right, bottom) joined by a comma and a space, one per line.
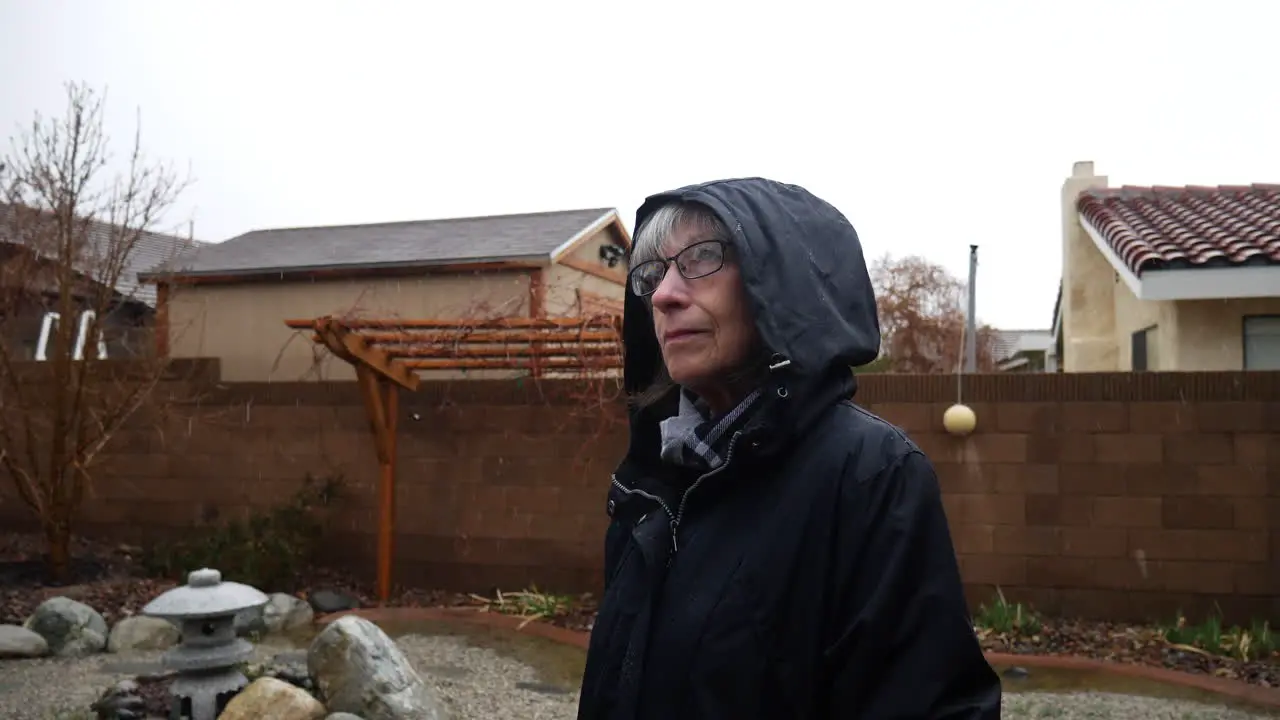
3, 1, 1277, 330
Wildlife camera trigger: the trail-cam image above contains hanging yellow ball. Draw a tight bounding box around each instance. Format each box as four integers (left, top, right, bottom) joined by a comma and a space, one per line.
942, 403, 977, 436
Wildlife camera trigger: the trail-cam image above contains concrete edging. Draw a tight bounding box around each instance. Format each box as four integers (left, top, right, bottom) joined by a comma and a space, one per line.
985, 651, 1280, 709
318, 607, 1280, 710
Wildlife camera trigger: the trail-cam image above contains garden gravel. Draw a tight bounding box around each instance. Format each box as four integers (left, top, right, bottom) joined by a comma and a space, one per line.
1002, 691, 1272, 719
0, 637, 1272, 720
0, 633, 581, 720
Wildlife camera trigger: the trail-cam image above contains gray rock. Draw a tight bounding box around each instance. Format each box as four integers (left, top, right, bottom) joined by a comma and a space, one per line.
1002, 666, 1030, 680
263, 592, 315, 634
325, 715, 366, 720
307, 615, 449, 720
245, 655, 316, 695
234, 605, 268, 638
307, 588, 359, 614
89, 678, 147, 720
23, 596, 108, 656
106, 615, 180, 653
0, 624, 48, 658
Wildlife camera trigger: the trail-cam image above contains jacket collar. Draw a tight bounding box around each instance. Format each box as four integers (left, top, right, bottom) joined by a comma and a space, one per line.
612, 361, 857, 503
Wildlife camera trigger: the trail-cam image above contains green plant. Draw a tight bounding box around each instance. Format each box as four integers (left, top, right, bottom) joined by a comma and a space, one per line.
974, 587, 1041, 636
472, 586, 573, 629
1162, 607, 1277, 662
1238, 618, 1276, 662
141, 472, 342, 591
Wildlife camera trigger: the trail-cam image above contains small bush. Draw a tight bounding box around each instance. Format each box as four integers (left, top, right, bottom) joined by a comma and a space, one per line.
141, 472, 342, 591
974, 587, 1042, 636
472, 586, 574, 629
1162, 608, 1277, 662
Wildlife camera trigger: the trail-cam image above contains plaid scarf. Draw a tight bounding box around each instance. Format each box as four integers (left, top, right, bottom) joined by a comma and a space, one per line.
658, 387, 764, 472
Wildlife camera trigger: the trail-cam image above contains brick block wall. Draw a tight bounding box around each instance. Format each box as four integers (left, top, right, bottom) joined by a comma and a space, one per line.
0, 372, 628, 594
0, 365, 1276, 624
855, 373, 1280, 624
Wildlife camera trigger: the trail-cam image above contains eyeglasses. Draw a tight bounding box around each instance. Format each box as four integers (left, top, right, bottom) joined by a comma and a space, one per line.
628, 239, 728, 297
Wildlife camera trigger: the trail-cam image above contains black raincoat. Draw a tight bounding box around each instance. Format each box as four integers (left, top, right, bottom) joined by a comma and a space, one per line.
576, 178, 1002, 719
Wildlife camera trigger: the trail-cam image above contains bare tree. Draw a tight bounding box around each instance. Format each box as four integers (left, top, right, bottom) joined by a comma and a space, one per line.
0, 82, 194, 581
869, 253, 999, 373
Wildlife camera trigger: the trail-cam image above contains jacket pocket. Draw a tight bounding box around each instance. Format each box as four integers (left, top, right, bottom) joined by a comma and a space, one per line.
680, 574, 770, 717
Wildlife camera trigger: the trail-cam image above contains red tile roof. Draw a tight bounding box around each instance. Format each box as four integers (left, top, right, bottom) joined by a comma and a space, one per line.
1076, 185, 1280, 275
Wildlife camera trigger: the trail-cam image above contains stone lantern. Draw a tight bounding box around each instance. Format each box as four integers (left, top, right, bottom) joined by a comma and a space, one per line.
141, 568, 268, 720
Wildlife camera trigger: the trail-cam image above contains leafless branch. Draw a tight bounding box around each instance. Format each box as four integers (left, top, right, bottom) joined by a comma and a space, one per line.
0, 82, 197, 579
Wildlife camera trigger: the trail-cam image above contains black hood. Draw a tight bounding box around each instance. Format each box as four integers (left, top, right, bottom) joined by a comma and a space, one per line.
622, 177, 881, 398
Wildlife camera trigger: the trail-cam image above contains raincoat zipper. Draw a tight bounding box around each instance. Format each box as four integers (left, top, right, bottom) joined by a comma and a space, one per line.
608, 428, 745, 560
610, 474, 676, 528
672, 429, 746, 554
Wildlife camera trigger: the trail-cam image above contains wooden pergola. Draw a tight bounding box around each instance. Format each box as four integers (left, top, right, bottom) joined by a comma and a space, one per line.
283, 314, 623, 601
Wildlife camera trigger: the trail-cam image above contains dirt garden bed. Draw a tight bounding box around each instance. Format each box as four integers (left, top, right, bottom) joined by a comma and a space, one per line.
969, 590, 1279, 690
2, 531, 1274, 692
0, 531, 598, 632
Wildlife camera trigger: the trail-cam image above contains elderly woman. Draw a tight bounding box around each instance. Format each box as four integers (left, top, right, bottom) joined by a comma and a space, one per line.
576, 178, 1001, 719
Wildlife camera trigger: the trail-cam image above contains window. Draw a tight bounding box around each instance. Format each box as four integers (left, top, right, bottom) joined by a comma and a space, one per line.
34, 312, 59, 361
1131, 325, 1158, 371
34, 310, 108, 362
1244, 316, 1280, 370
74, 310, 108, 360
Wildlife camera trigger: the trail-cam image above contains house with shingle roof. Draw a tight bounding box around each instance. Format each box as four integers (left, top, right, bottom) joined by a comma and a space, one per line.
993, 328, 1054, 372
0, 202, 205, 361
1051, 161, 1280, 372
138, 207, 631, 381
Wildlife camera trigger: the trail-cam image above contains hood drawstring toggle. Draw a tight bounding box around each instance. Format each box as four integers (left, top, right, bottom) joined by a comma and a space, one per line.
768, 354, 792, 399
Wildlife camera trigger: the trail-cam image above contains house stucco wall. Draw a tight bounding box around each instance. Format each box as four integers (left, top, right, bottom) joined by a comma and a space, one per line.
1061, 162, 1116, 371
1060, 162, 1280, 372
167, 272, 533, 382
1081, 281, 1280, 372
165, 227, 628, 383
1110, 276, 1177, 371
1175, 297, 1280, 370
543, 227, 626, 316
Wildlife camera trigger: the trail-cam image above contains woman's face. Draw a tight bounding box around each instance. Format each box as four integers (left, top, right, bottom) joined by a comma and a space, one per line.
648, 221, 757, 408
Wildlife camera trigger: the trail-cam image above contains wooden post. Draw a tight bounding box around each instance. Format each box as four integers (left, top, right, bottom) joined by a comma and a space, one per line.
529, 269, 546, 378
381, 381, 398, 603
356, 365, 399, 603
292, 314, 624, 602
309, 317, 419, 603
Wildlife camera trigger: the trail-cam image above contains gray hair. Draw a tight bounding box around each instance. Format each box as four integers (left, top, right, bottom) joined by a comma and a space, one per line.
628, 200, 769, 410
630, 201, 732, 271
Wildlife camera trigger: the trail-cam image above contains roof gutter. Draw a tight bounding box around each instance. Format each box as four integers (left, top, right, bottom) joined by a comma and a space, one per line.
1078, 214, 1280, 301
136, 253, 550, 285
